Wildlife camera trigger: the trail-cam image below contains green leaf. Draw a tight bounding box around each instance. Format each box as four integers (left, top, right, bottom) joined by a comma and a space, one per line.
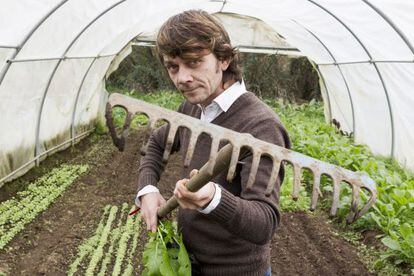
381, 237, 401, 251
177, 238, 191, 276
143, 239, 162, 275
399, 223, 412, 240
159, 246, 177, 276
142, 220, 191, 276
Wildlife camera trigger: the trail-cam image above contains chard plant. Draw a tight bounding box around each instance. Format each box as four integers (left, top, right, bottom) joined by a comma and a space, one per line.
142, 220, 191, 276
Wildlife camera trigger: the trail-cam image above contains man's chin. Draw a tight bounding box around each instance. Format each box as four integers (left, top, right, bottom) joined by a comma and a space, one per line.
181, 91, 202, 104
185, 97, 202, 105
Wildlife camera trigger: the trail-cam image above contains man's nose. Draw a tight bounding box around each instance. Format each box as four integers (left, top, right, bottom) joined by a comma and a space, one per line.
177, 67, 193, 84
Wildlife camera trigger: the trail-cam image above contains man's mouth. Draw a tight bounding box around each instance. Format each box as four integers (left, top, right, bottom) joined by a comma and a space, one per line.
182, 87, 198, 93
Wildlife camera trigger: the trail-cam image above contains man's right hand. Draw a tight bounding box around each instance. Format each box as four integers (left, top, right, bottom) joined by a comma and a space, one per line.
140, 192, 166, 232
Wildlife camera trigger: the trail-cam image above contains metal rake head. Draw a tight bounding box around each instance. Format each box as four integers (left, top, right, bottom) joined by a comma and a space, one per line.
106, 93, 377, 223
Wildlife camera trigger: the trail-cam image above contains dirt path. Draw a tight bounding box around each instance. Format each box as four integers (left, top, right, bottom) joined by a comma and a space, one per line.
0, 130, 371, 275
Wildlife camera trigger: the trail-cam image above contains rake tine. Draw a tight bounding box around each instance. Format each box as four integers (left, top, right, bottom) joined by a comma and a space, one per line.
184, 130, 198, 168
292, 164, 301, 200
162, 123, 178, 163
226, 144, 240, 182
140, 118, 155, 156
354, 187, 377, 221
246, 151, 261, 191
330, 177, 341, 217
122, 111, 132, 135
310, 173, 321, 211
346, 185, 361, 223
149, 118, 157, 131
207, 137, 220, 176
104, 103, 132, 152
107, 93, 378, 223
265, 157, 281, 196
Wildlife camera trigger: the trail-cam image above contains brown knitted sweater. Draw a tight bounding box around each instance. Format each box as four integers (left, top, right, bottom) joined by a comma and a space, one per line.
138, 92, 291, 275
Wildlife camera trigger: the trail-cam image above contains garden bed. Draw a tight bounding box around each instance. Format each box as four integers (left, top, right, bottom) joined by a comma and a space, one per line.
0, 130, 373, 275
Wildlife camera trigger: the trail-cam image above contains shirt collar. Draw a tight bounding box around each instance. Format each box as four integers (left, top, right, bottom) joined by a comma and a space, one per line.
203, 80, 246, 112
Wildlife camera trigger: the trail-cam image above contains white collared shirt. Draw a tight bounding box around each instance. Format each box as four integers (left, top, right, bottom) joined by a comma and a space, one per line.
136, 81, 247, 213
199, 80, 246, 122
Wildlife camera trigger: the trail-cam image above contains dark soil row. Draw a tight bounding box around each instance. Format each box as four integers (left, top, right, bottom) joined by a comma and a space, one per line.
0, 130, 371, 275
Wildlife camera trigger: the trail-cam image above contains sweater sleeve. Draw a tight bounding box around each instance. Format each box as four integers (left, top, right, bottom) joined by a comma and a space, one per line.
137, 103, 184, 191
207, 117, 290, 245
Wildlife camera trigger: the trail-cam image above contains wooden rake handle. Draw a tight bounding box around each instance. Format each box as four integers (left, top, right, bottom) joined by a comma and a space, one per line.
157, 144, 236, 218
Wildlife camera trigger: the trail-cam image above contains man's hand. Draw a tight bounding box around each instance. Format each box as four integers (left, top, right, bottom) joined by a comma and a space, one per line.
174, 169, 216, 210
140, 192, 166, 232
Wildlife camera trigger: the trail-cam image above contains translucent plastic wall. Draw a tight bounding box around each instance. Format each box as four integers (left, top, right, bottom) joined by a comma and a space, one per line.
1, 0, 413, 185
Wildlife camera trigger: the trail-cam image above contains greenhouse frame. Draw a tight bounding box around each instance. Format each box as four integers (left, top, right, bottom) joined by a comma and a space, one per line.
1, 0, 413, 185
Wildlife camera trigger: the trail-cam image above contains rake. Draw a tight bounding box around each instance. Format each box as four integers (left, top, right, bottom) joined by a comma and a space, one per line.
105, 93, 377, 223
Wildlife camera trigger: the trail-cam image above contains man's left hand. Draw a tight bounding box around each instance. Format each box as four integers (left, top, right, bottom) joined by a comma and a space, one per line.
173, 169, 216, 210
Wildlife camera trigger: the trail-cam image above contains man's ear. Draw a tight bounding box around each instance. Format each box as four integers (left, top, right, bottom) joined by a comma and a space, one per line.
220, 43, 232, 71
220, 58, 230, 71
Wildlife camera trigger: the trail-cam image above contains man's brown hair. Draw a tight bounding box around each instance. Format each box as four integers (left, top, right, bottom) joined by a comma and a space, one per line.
156, 10, 242, 84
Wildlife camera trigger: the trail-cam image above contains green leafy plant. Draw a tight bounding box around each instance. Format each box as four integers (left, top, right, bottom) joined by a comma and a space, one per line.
108, 90, 414, 270
0, 164, 88, 250
142, 220, 191, 276
68, 204, 142, 276
265, 98, 414, 269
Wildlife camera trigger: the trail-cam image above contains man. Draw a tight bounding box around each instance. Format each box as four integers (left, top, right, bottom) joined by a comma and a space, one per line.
136, 10, 291, 275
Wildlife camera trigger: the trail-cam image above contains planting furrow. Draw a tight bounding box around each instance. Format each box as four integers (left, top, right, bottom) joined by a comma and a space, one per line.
112, 205, 137, 276
67, 205, 111, 276
69, 204, 142, 275
85, 205, 118, 275
121, 214, 141, 276
98, 203, 129, 276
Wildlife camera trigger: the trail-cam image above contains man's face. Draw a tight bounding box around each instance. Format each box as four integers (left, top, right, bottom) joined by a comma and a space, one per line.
163, 52, 229, 107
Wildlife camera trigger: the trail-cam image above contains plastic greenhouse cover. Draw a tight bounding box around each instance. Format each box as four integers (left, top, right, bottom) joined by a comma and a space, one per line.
1, 0, 414, 185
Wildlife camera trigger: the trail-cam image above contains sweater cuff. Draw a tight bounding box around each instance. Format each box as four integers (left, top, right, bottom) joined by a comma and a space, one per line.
135, 185, 160, 207
208, 188, 238, 223
198, 184, 221, 214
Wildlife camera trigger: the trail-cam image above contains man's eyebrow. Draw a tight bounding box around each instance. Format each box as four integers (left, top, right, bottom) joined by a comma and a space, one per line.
163, 60, 176, 66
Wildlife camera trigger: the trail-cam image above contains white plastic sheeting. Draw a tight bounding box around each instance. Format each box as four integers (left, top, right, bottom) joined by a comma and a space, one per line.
0, 0, 413, 185
134, 12, 302, 55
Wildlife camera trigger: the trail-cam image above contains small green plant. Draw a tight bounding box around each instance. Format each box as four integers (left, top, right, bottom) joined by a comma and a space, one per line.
142, 220, 191, 276
265, 98, 414, 269
68, 204, 142, 276
0, 164, 88, 250
106, 90, 414, 270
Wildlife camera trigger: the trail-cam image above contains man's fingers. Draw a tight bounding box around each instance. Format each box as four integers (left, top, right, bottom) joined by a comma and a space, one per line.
174, 179, 188, 198
174, 178, 216, 210
149, 215, 157, 233
140, 192, 166, 233
175, 180, 198, 201
176, 197, 199, 210
143, 210, 158, 232
189, 169, 198, 179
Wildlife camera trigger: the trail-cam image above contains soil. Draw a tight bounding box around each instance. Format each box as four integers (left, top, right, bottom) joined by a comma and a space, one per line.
0, 130, 373, 275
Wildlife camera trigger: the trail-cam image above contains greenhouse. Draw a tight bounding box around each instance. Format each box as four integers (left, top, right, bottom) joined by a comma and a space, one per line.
0, 0, 413, 275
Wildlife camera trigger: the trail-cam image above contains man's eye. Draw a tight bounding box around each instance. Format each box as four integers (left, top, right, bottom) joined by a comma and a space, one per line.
166, 64, 178, 72
188, 60, 201, 67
